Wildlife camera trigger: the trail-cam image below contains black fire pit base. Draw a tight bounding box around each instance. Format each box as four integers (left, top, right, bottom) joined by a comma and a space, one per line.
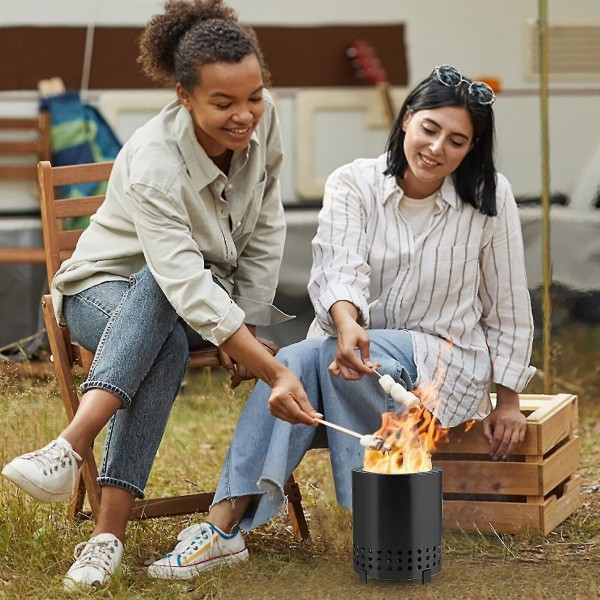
352, 467, 442, 585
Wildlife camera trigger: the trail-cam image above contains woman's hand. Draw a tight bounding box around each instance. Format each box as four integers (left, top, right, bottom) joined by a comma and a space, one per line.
217, 347, 255, 389
268, 369, 322, 426
328, 301, 379, 380
482, 385, 526, 460
219, 324, 319, 425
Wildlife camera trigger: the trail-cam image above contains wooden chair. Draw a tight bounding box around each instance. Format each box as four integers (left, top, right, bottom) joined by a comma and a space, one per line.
37, 159, 310, 540
0, 112, 51, 264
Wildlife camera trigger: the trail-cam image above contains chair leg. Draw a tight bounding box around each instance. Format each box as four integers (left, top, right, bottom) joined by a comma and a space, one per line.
284, 474, 310, 541
42, 296, 103, 519
68, 472, 87, 520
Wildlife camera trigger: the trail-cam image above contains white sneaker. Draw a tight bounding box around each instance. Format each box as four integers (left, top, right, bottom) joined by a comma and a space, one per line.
63, 533, 123, 592
147, 522, 249, 580
2, 438, 82, 503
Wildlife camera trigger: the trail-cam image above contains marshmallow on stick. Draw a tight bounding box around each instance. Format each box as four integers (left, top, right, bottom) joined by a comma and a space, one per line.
377, 373, 420, 410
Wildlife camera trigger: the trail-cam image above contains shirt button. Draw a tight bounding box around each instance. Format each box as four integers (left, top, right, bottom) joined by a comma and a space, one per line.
226, 183, 233, 190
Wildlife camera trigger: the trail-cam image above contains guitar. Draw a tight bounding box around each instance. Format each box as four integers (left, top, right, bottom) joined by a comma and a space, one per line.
346, 38, 396, 129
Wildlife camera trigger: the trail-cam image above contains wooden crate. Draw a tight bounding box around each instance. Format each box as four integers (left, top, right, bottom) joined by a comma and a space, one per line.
432, 393, 580, 535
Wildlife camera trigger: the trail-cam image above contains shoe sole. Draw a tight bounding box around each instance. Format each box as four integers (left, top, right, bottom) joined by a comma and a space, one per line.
147, 548, 249, 580
1, 463, 72, 503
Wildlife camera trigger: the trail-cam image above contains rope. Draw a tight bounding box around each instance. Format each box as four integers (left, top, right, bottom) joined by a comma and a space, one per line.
538, 0, 553, 394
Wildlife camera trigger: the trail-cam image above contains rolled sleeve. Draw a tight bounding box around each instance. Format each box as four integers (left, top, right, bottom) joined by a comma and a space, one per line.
493, 355, 536, 392
480, 176, 536, 391
308, 165, 372, 335
314, 286, 370, 336
128, 183, 245, 346
233, 98, 286, 322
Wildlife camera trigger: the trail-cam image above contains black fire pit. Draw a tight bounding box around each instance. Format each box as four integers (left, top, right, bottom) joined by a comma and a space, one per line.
352, 467, 442, 585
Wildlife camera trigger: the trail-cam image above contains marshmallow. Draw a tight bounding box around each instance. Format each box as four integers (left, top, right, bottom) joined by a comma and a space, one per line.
390, 383, 420, 409
404, 396, 420, 410
360, 434, 384, 451
378, 374, 395, 394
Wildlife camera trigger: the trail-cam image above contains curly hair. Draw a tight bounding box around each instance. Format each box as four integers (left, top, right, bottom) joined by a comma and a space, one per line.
138, 0, 271, 89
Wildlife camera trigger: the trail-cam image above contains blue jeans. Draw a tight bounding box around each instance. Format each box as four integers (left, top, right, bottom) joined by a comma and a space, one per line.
62, 266, 211, 499
211, 330, 417, 531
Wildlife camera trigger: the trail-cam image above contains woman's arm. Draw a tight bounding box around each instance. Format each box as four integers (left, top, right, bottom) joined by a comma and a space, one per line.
479, 176, 536, 457
220, 323, 321, 426
233, 94, 285, 322
308, 164, 373, 336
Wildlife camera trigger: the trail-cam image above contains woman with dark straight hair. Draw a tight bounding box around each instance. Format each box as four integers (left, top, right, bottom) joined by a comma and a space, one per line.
147, 65, 536, 580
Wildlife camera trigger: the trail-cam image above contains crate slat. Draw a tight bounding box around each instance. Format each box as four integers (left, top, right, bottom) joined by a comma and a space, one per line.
540, 437, 580, 495
442, 474, 581, 535
541, 475, 581, 534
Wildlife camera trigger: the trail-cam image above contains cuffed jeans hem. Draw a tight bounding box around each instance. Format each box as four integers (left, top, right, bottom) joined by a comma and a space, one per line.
81, 380, 132, 409
211, 477, 286, 532
97, 476, 145, 500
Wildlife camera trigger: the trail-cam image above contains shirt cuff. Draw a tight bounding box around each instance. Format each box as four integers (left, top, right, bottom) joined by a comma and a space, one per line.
315, 286, 370, 335
204, 301, 246, 346
492, 356, 537, 392
232, 294, 293, 327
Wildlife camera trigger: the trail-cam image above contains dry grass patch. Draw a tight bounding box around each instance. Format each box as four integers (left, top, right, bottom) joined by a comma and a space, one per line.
0, 323, 599, 599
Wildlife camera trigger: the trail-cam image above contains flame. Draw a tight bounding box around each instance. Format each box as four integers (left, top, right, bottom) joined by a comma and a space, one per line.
363, 403, 450, 474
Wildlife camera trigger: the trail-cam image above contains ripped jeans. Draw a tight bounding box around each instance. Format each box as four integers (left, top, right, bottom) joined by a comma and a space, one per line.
211, 330, 417, 531
62, 266, 211, 499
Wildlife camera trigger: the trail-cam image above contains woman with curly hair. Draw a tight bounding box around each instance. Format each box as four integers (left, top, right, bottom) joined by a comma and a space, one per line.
3, 0, 318, 589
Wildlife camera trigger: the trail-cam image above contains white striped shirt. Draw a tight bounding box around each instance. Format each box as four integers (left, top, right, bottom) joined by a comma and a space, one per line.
308, 154, 536, 427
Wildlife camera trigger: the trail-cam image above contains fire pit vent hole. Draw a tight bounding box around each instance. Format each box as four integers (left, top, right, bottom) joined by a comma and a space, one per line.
354, 545, 441, 572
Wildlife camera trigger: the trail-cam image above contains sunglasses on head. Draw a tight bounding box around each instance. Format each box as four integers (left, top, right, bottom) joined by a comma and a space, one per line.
433, 65, 496, 106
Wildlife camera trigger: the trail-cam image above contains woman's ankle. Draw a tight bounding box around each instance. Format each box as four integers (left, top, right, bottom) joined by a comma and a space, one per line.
208, 496, 253, 533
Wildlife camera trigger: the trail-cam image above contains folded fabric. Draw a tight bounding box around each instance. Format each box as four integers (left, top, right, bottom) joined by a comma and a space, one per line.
40, 91, 122, 229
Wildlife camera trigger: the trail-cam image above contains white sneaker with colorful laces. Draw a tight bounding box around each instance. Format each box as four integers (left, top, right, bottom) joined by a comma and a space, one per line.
63, 533, 123, 592
2, 437, 82, 503
147, 522, 249, 579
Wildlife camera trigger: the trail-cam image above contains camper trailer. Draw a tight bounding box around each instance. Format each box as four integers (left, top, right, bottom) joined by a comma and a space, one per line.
1, 0, 599, 346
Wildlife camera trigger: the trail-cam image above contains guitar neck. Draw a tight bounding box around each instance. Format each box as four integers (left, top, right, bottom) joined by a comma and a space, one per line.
375, 81, 396, 130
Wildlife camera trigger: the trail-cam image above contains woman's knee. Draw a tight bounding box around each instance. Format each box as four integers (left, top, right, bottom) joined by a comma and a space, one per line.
317, 336, 339, 367
275, 337, 324, 372
159, 322, 190, 375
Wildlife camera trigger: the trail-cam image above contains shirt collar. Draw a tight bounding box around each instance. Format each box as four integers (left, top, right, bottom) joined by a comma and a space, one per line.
379, 161, 460, 210
439, 176, 460, 209
174, 103, 260, 191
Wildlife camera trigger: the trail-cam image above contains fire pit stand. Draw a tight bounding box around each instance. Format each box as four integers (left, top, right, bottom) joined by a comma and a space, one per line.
352, 467, 442, 585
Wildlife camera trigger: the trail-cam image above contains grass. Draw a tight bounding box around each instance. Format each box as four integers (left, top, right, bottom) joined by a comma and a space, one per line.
0, 323, 599, 599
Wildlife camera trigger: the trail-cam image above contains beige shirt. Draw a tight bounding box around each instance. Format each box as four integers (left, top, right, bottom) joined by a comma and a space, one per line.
52, 91, 288, 346
308, 154, 536, 428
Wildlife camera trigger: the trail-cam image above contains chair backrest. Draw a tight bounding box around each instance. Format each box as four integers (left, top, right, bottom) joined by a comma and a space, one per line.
37, 160, 113, 287
0, 112, 51, 181
0, 112, 51, 264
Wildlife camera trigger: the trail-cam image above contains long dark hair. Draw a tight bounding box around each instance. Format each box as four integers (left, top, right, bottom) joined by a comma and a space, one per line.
385, 70, 497, 216
138, 0, 271, 91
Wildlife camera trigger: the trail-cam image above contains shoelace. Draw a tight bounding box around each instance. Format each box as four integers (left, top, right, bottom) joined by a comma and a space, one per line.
172, 523, 214, 556
24, 442, 82, 476
72, 538, 119, 574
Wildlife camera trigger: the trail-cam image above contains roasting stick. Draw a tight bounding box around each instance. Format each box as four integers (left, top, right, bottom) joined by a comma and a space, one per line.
314, 417, 362, 440
314, 417, 391, 453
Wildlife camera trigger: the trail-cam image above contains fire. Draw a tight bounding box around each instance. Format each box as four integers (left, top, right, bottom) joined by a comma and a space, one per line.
363, 404, 449, 474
